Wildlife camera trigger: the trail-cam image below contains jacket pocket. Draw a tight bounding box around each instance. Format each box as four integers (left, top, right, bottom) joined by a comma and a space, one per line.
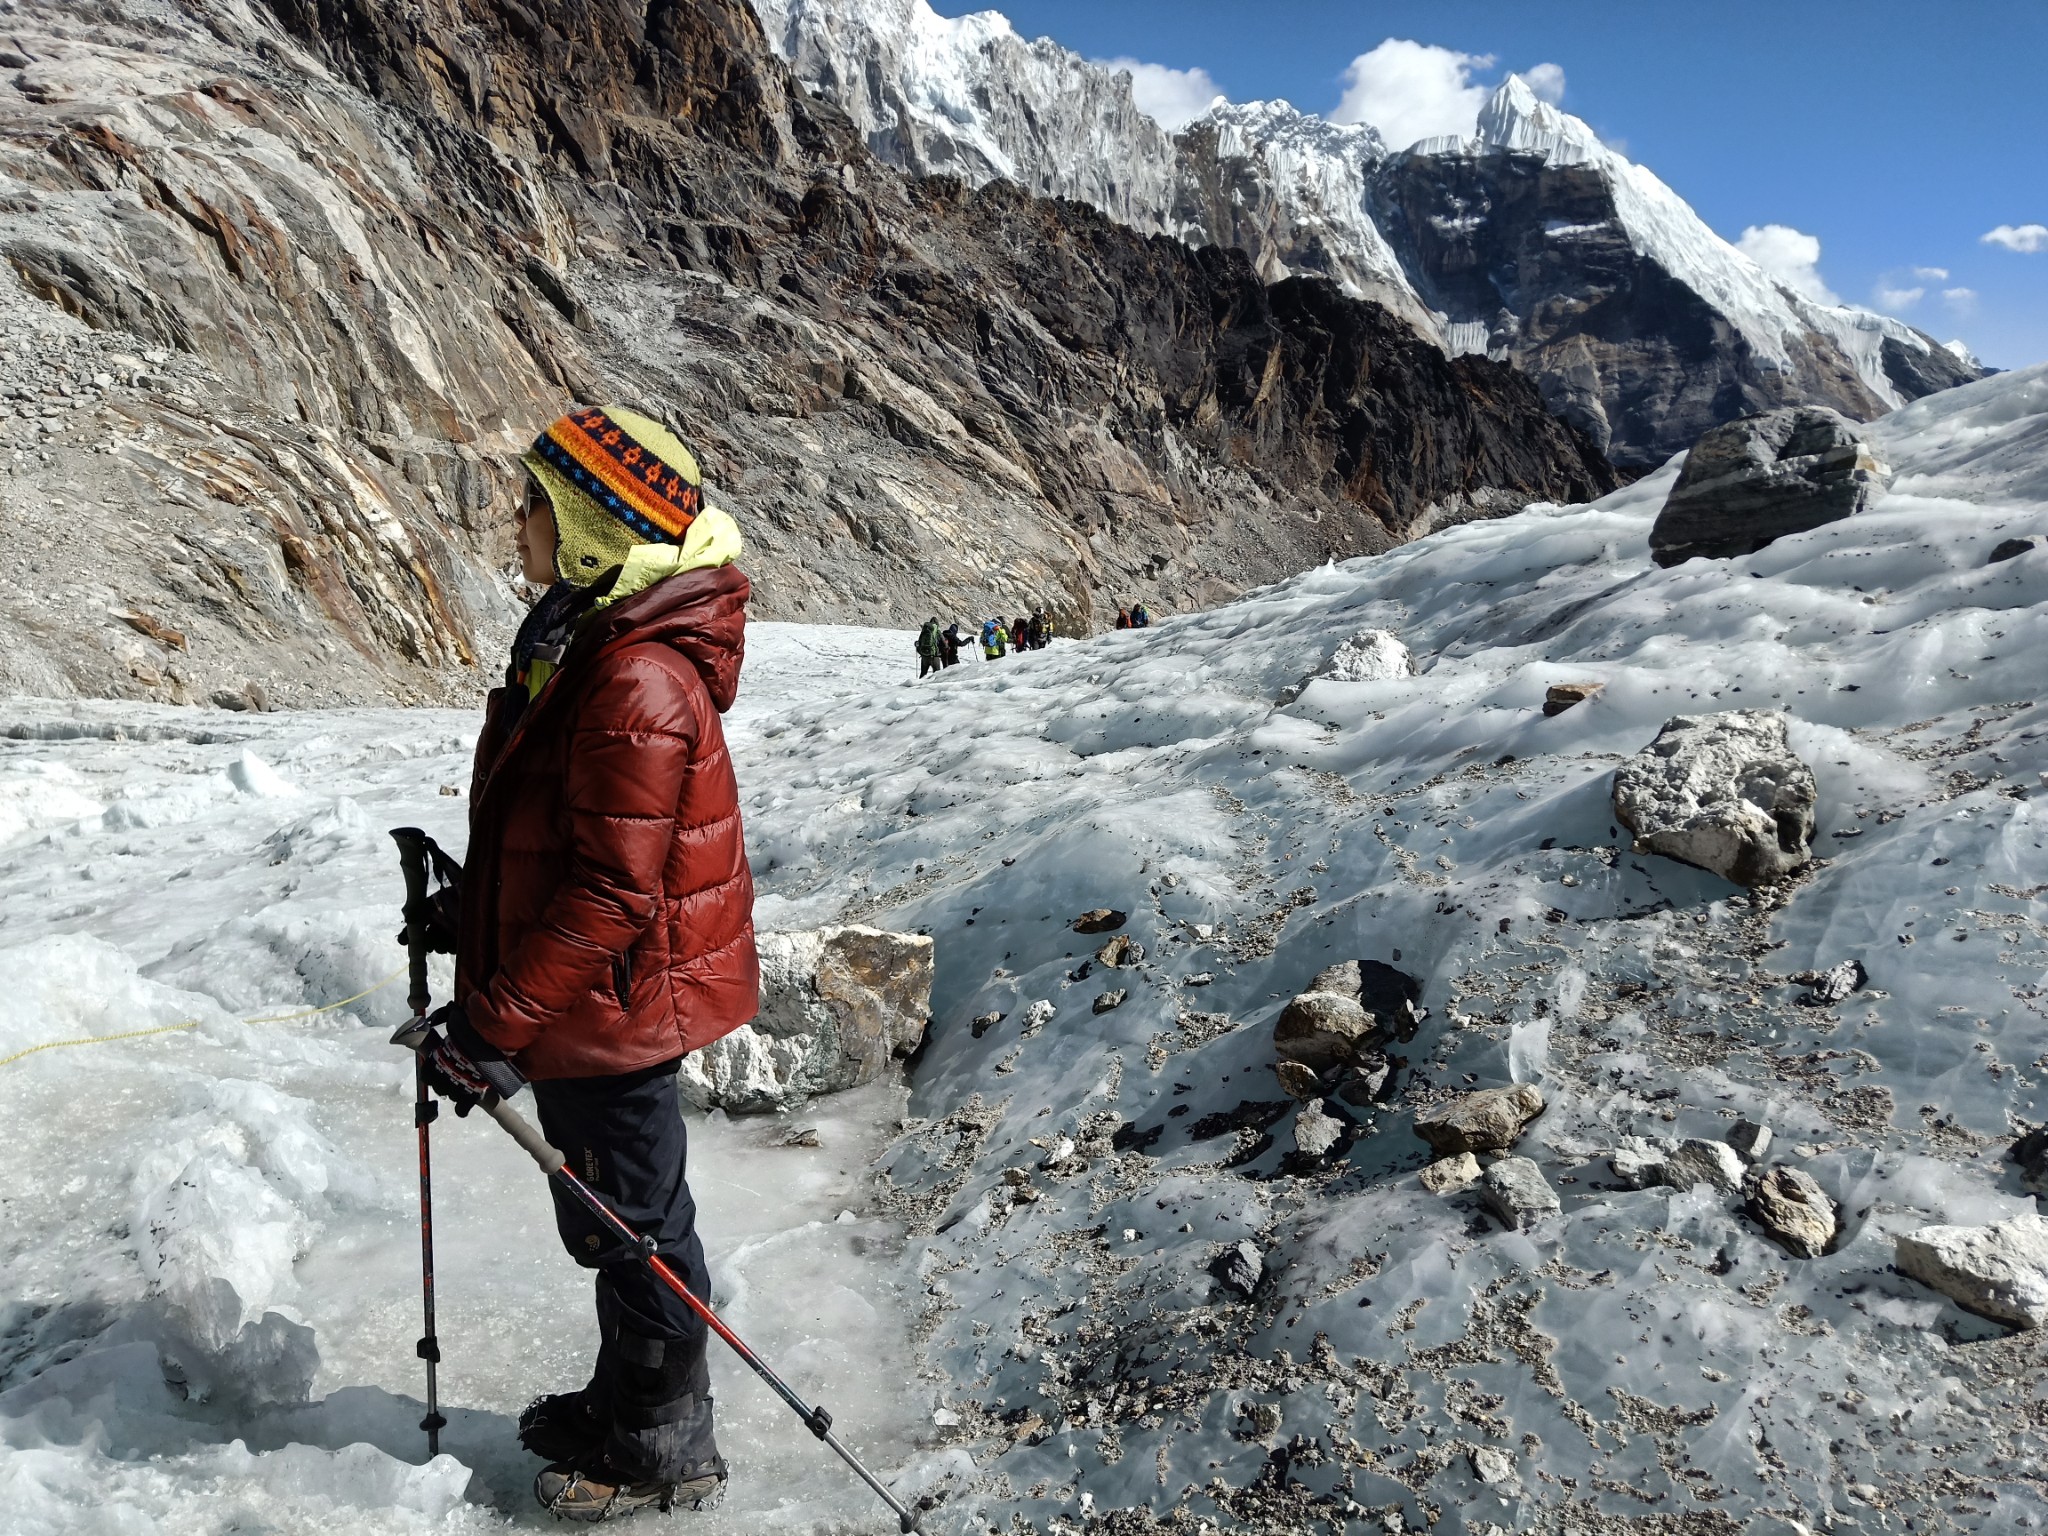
612, 951, 632, 1009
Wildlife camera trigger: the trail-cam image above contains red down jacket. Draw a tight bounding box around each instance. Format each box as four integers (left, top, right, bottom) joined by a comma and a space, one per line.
456, 565, 760, 1080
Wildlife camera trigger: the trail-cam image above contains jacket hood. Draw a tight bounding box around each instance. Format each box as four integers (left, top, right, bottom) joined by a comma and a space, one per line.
575, 563, 750, 713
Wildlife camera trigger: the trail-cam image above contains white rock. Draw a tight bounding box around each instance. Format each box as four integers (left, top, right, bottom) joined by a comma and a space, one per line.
1419, 1152, 1480, 1195
1895, 1213, 2048, 1328
1320, 629, 1412, 683
1479, 1156, 1559, 1229
1607, 1136, 1668, 1190
1290, 1099, 1343, 1158
1660, 1139, 1745, 1194
1612, 710, 1817, 886
1469, 1445, 1516, 1486
1728, 1119, 1772, 1163
677, 926, 934, 1112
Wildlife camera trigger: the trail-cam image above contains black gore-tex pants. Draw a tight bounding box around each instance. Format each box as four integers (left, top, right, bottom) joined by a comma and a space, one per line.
532, 1061, 722, 1484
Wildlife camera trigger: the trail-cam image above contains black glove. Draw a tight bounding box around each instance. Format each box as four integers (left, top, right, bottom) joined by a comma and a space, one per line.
420, 1002, 525, 1115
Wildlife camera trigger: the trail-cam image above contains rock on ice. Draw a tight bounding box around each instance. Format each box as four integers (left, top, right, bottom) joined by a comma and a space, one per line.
1480, 1156, 1560, 1229
679, 925, 932, 1112
1612, 710, 1817, 886
1414, 1083, 1544, 1155
1747, 1166, 1837, 1258
1660, 1138, 1745, 1194
1319, 628, 1412, 682
1895, 1213, 2048, 1328
1649, 405, 1889, 567
1272, 989, 1377, 1072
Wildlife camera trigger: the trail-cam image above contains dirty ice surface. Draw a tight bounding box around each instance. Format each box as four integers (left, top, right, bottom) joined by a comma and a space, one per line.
742, 366, 2048, 1532
0, 623, 940, 1534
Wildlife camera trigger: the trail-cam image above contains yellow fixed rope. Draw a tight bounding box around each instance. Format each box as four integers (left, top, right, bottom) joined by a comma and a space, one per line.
0, 965, 408, 1071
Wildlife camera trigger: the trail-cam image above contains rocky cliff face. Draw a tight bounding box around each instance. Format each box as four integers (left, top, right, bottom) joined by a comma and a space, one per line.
0, 0, 1611, 706
760, 0, 1983, 473
1372, 81, 1982, 469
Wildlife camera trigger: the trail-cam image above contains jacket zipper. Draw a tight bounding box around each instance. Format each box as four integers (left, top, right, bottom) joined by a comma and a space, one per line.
613, 952, 632, 1008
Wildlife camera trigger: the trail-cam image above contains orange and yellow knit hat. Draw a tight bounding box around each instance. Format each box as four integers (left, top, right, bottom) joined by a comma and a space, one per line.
522, 404, 704, 584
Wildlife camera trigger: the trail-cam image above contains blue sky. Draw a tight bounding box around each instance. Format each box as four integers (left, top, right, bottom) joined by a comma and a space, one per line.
983, 0, 2047, 369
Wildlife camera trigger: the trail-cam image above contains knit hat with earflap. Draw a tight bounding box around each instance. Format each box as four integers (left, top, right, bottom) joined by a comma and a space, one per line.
522, 404, 708, 585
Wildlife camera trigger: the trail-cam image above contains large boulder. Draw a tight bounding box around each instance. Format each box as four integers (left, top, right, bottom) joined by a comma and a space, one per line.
1273, 956, 1425, 1081
1306, 958, 1426, 1038
1480, 1156, 1560, 1230
1649, 406, 1889, 567
1272, 991, 1375, 1072
1659, 1138, 1745, 1194
1414, 1084, 1545, 1155
1747, 1167, 1837, 1259
1612, 710, 1817, 886
678, 926, 934, 1113
1895, 1213, 2048, 1329
1320, 629, 1412, 682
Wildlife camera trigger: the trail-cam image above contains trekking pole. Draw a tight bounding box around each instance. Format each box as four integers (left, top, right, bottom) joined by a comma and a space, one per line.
391, 828, 447, 1459
387, 1024, 925, 1535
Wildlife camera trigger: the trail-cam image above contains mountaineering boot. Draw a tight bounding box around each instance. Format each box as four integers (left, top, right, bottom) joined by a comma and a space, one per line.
535, 1458, 725, 1522
519, 1387, 606, 1464
535, 1286, 727, 1520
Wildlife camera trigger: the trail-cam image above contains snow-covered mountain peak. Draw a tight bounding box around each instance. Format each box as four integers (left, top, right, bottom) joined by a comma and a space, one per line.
753, 0, 1178, 226
1198, 98, 1388, 165
755, 0, 1983, 465
1473, 74, 1603, 164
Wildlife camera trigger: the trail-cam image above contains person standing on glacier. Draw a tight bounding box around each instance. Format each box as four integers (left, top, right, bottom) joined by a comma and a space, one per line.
914, 616, 941, 678
419, 404, 759, 1522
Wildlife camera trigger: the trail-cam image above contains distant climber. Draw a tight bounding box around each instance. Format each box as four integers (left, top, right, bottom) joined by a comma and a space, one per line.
1031, 608, 1052, 648
1013, 614, 1031, 655
939, 621, 965, 668
915, 616, 943, 679
1115, 606, 1132, 630
1131, 601, 1152, 629
422, 404, 756, 1521
982, 617, 1008, 658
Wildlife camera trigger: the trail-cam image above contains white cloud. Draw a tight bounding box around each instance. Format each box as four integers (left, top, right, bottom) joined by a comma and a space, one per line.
1942, 286, 1978, 314
1736, 223, 1841, 305
1516, 62, 1566, 104
1099, 57, 1226, 132
1982, 223, 2048, 253
1330, 39, 1496, 149
1874, 284, 1925, 311
1910, 265, 1949, 281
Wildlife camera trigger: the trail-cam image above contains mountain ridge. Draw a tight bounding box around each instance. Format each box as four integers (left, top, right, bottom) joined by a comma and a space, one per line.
759, 0, 1982, 468
0, 0, 1612, 705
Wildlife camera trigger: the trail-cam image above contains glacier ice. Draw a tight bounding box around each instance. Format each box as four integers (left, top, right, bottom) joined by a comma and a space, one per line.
2, 364, 2045, 1529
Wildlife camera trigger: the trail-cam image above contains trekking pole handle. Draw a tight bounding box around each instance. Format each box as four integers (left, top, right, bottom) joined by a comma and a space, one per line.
389, 1019, 566, 1175
390, 828, 434, 1017
481, 1093, 567, 1176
